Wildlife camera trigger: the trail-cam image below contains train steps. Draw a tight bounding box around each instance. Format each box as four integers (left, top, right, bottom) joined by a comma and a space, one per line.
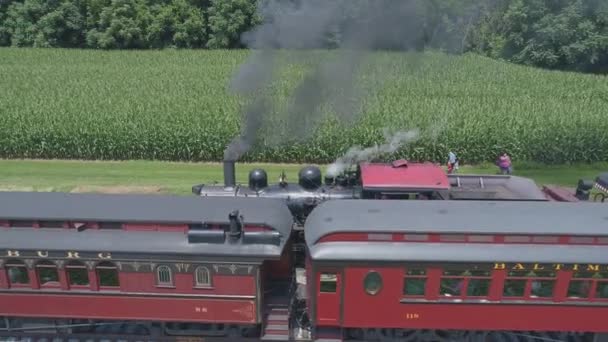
261, 306, 290, 341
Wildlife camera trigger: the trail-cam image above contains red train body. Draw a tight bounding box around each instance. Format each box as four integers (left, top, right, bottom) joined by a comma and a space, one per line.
304, 200, 608, 341
0, 160, 607, 341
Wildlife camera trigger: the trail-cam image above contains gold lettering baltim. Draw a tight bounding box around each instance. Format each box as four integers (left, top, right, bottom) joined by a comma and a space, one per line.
493, 263, 608, 272
6, 250, 19, 257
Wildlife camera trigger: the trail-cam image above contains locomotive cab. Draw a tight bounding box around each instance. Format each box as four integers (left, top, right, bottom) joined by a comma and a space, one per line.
357, 159, 451, 200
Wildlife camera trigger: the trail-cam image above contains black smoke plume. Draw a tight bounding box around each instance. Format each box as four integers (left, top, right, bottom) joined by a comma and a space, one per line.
223, 0, 484, 161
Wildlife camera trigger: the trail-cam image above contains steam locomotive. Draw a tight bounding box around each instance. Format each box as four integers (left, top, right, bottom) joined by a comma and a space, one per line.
192, 160, 360, 225
192, 159, 601, 225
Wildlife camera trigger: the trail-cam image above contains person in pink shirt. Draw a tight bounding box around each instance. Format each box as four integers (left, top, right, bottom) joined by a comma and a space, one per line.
497, 152, 512, 174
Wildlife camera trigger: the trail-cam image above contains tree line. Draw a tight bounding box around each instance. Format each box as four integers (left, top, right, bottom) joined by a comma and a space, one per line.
0, 0, 606, 74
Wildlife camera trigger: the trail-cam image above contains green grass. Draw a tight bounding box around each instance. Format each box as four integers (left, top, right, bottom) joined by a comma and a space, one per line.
0, 48, 607, 164
0, 159, 605, 195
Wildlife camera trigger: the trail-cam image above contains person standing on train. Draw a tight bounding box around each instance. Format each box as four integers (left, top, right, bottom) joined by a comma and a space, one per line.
447, 151, 459, 174
497, 152, 512, 174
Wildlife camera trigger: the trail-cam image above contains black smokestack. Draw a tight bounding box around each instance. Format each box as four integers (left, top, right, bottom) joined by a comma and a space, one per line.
223, 160, 236, 188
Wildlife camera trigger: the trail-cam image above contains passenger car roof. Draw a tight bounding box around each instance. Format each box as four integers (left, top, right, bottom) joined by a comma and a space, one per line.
0, 227, 287, 260
305, 199, 608, 247
309, 241, 608, 263
0, 192, 294, 259
0, 191, 292, 236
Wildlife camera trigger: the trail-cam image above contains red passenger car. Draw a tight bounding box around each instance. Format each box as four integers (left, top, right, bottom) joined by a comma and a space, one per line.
0, 192, 294, 339
303, 200, 608, 341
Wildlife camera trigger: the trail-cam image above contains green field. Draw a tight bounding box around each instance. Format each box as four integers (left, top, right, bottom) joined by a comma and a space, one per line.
0, 159, 605, 195
1, 48, 607, 164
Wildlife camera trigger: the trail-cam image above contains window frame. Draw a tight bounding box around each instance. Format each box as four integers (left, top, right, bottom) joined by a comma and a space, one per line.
5, 259, 30, 287
319, 273, 337, 293
502, 270, 557, 300
363, 270, 383, 296
566, 271, 608, 301
66, 261, 90, 289
36, 260, 61, 289
403, 268, 427, 297
439, 269, 492, 299
96, 261, 120, 289
156, 265, 174, 288
194, 266, 212, 288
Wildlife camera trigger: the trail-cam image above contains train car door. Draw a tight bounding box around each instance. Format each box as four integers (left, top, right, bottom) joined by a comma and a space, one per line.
316, 269, 342, 326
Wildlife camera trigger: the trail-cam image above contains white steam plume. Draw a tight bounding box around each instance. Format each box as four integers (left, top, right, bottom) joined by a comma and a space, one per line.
326, 128, 420, 177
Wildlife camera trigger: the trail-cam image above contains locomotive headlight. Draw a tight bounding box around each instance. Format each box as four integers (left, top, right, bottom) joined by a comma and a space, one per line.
364, 271, 383, 295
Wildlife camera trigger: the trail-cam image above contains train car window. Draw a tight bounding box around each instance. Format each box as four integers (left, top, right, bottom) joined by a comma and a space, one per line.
96, 261, 119, 287
403, 234, 428, 241
9, 220, 36, 227
503, 270, 556, 299
66, 261, 89, 286
567, 280, 592, 299
363, 271, 382, 295
467, 235, 494, 243
320, 273, 337, 293
467, 271, 491, 297
98, 222, 122, 229
6, 260, 29, 285
597, 238, 608, 245
36, 260, 59, 286
504, 235, 531, 243
38, 221, 65, 228
194, 266, 211, 287
403, 269, 426, 296
568, 236, 595, 244
596, 282, 608, 299
530, 280, 555, 298
567, 272, 608, 300
503, 270, 527, 297
503, 279, 526, 297
156, 265, 173, 286
439, 234, 466, 242
529, 271, 556, 298
440, 270, 465, 297
531, 236, 559, 243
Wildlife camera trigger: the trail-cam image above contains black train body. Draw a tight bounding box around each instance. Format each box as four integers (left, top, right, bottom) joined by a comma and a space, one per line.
192, 161, 360, 225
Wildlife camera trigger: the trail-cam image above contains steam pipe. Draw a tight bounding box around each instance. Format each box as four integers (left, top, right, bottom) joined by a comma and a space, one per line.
223, 160, 236, 188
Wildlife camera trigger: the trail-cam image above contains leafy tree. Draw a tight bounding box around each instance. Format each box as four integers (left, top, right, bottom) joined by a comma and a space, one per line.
472, 0, 608, 73
147, 0, 206, 48
34, 1, 85, 47
206, 0, 259, 48
4, 0, 50, 46
86, 0, 151, 49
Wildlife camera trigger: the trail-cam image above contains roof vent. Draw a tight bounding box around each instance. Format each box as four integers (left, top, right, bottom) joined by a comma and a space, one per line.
392, 159, 408, 168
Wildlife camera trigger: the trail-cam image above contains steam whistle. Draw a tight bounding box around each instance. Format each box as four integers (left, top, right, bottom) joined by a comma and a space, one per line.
279, 170, 287, 188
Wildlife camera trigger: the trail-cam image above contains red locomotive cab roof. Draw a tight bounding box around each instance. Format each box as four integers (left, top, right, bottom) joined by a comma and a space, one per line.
359, 159, 450, 191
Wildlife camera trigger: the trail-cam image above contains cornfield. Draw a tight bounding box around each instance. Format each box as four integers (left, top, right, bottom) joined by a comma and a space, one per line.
0, 48, 606, 164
